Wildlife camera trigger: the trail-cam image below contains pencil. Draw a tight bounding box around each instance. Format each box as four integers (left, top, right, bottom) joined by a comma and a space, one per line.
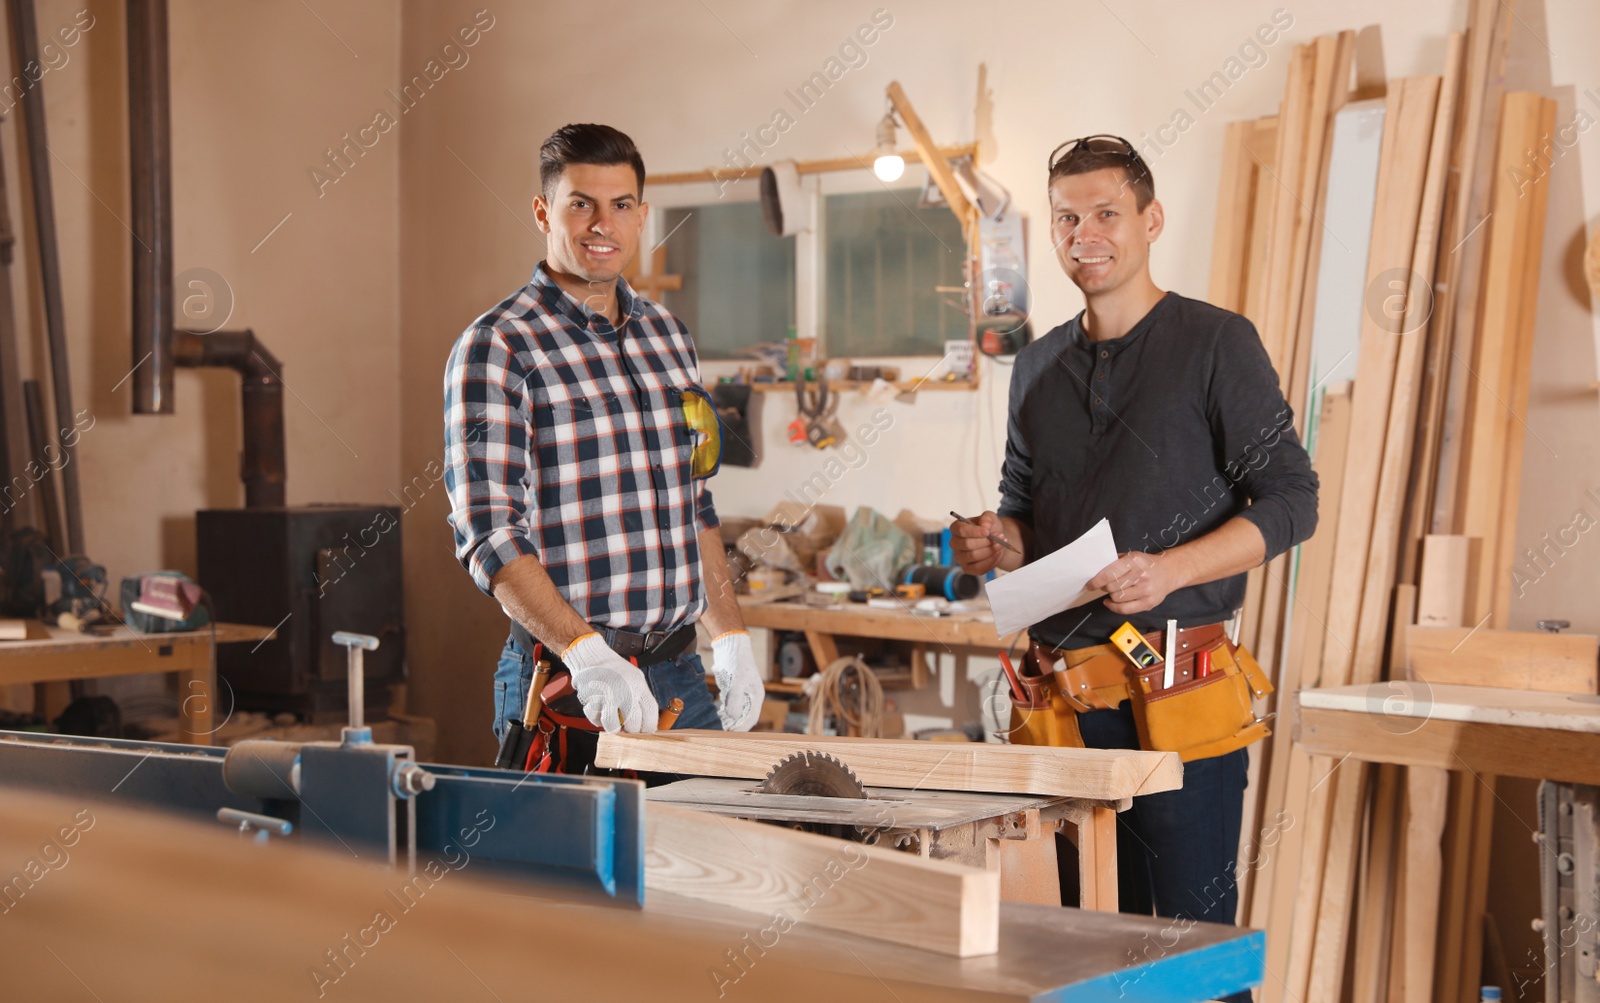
949, 511, 1022, 555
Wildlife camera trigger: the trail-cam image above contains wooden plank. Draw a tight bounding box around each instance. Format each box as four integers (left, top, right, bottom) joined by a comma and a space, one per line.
1315, 80, 1416, 692
1457, 774, 1498, 1003
1295, 704, 1600, 786
645, 777, 1062, 830
597, 731, 1184, 801
1249, 384, 1351, 933
646, 803, 1000, 957
1415, 535, 1478, 627
1489, 94, 1557, 626
1298, 78, 1439, 1003
1407, 626, 1598, 693
646, 143, 977, 187
1402, 766, 1449, 1001
1345, 69, 1448, 687
887, 81, 975, 240
1242, 117, 1281, 334
1256, 42, 1316, 372
1353, 762, 1404, 1003
1284, 32, 1357, 428
1209, 119, 1259, 313
1429, 0, 1517, 540
1454, 91, 1552, 624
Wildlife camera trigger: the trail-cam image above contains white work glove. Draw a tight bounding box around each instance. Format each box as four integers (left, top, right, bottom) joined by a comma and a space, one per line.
711, 630, 764, 732
560, 633, 659, 734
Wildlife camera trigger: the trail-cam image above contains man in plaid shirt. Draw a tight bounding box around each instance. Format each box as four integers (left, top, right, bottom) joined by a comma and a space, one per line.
444, 124, 763, 760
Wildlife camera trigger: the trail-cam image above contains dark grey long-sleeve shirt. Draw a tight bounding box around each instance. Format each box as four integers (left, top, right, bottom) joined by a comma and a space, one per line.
997, 292, 1318, 649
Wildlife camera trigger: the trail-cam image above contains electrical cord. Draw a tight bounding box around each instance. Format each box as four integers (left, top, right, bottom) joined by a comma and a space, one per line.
804, 655, 885, 738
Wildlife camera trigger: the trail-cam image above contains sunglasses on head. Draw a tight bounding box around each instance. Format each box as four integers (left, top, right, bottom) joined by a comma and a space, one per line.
1047, 134, 1150, 182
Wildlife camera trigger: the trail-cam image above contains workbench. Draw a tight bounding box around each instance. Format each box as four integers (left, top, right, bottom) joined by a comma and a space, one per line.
738, 593, 1002, 692
0, 783, 1265, 1001
0, 621, 273, 744
1294, 681, 1600, 783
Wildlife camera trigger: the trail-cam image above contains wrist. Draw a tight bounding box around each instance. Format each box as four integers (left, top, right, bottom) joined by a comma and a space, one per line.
1157, 548, 1198, 591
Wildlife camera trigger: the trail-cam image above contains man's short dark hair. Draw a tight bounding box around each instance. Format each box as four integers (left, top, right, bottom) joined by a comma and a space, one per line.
1047, 136, 1155, 212
539, 124, 646, 201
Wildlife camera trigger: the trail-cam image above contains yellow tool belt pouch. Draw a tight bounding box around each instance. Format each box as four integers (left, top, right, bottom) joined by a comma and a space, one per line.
1006, 666, 1085, 749
1127, 633, 1273, 763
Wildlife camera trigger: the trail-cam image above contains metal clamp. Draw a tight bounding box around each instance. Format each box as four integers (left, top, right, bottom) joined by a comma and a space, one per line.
1537, 620, 1571, 634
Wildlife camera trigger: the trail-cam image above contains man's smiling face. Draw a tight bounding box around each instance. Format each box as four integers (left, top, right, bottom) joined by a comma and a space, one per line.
535, 162, 647, 287
1048, 167, 1162, 297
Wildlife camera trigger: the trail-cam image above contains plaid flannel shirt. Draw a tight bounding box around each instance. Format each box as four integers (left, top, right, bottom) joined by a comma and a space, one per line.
443, 263, 719, 633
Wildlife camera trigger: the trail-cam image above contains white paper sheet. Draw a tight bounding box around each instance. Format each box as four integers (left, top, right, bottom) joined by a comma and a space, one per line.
983, 518, 1117, 637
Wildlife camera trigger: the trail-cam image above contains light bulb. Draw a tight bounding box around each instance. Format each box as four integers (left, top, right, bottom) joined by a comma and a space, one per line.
873, 154, 905, 182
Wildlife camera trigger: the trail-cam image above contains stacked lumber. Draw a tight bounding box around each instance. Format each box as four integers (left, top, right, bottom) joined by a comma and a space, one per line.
1206, 0, 1556, 997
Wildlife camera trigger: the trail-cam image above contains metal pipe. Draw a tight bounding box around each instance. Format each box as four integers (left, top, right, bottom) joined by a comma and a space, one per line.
173, 330, 286, 507
0, 121, 21, 533
21, 379, 62, 550
8, 0, 84, 553
126, 0, 174, 416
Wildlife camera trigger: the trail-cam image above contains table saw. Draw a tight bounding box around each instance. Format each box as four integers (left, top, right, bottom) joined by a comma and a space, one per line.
0, 639, 1265, 1000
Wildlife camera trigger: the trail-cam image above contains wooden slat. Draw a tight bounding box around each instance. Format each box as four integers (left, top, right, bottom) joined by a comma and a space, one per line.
1256, 42, 1316, 372
887, 81, 975, 239
1284, 32, 1358, 429
646, 143, 977, 187
1306, 76, 1443, 1003
1241, 117, 1281, 333
1454, 91, 1553, 624
1209, 119, 1259, 313
1428, 0, 1518, 541
1414, 535, 1478, 626
1488, 94, 1557, 625
1402, 765, 1449, 1001
1250, 384, 1351, 943
597, 731, 1183, 801
1353, 762, 1404, 1003
645, 803, 1000, 957
1407, 626, 1597, 693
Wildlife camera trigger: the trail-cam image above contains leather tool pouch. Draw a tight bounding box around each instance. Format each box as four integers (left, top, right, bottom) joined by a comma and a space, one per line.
1126, 634, 1273, 762
1006, 650, 1086, 748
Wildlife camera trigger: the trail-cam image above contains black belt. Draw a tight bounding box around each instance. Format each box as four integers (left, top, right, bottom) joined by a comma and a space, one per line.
509, 621, 697, 667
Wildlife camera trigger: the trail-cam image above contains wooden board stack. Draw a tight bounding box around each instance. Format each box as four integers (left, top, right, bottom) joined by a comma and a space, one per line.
1205, 0, 1555, 996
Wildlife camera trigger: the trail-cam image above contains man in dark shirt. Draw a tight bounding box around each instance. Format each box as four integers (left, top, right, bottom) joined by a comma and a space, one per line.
952, 137, 1316, 981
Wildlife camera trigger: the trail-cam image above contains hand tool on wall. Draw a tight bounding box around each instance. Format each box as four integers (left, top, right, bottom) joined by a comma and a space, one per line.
788, 375, 843, 449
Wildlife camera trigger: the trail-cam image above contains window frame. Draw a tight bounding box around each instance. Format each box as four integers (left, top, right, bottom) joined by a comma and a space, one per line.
642, 162, 973, 380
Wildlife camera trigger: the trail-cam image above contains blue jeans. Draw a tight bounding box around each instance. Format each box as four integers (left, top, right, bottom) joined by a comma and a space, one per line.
1061, 703, 1252, 1003
492, 632, 723, 746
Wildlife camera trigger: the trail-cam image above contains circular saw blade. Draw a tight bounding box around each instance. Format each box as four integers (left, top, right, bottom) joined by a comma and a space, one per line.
758, 750, 868, 799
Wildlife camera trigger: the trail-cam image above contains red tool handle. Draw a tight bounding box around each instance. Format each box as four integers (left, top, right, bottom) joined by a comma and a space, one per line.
997, 651, 1027, 702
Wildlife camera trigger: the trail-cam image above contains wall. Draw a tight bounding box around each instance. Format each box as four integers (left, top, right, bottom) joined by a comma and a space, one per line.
1, 1, 402, 711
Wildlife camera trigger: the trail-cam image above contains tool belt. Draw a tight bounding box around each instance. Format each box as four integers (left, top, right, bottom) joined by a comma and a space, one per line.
500, 621, 695, 775
509, 620, 696, 667
1006, 622, 1273, 763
